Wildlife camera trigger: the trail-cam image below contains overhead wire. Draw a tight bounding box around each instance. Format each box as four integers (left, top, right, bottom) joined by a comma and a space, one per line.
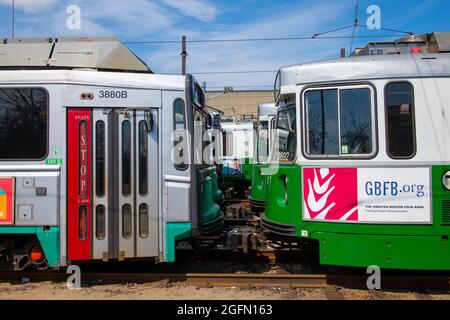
356, 24, 414, 35
122, 17, 416, 88
123, 34, 407, 45
189, 70, 278, 75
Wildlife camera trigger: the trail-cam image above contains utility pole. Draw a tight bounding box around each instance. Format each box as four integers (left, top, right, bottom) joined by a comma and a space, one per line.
12, 0, 15, 38
181, 35, 187, 75
349, 0, 360, 56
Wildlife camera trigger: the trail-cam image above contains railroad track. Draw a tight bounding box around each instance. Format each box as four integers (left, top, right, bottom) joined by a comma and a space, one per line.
0, 272, 449, 291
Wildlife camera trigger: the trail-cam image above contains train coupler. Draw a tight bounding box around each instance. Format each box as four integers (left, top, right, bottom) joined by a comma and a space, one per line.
226, 226, 266, 253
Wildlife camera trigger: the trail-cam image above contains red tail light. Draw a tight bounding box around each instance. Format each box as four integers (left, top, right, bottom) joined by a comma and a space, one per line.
30, 247, 44, 262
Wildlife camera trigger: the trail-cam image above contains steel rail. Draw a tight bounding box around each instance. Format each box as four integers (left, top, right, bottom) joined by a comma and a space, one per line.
0, 272, 449, 290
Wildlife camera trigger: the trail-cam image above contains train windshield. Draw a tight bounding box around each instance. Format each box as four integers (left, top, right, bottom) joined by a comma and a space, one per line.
256, 122, 269, 163
192, 83, 206, 108
274, 104, 297, 163
194, 109, 208, 165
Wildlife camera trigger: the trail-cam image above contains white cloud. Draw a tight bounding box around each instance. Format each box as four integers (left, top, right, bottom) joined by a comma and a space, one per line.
1, 0, 360, 90
148, 0, 354, 89
10, 0, 176, 38
159, 0, 217, 22
0, 0, 60, 13
78, 0, 173, 37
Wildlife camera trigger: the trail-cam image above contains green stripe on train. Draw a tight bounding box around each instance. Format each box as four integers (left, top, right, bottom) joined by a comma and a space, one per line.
264, 164, 450, 270
312, 233, 450, 270
165, 222, 192, 263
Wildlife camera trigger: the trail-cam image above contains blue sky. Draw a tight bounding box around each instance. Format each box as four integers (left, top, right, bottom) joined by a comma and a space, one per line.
0, 0, 449, 90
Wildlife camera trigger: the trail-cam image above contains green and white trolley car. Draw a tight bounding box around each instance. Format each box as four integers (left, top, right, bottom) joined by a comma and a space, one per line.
261, 53, 450, 270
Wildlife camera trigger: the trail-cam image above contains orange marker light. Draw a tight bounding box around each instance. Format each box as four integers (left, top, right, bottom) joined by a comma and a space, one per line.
30, 247, 43, 262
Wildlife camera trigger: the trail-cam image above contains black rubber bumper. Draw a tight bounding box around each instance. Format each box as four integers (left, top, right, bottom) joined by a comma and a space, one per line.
260, 213, 297, 237
201, 212, 225, 234
248, 197, 266, 210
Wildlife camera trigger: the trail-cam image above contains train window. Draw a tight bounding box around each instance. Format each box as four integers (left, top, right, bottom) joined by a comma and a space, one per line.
122, 120, 132, 197
212, 134, 217, 159
139, 204, 149, 238
122, 204, 132, 239
340, 89, 372, 154
138, 121, 148, 195
78, 205, 88, 241
223, 132, 233, 157
95, 121, 105, 197
306, 90, 339, 156
274, 106, 297, 162
385, 82, 416, 158
192, 83, 205, 108
173, 99, 188, 170
305, 87, 375, 158
95, 205, 106, 241
174, 99, 186, 130
0, 88, 48, 160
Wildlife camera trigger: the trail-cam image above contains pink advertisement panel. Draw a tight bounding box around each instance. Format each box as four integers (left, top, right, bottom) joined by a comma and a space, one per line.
303, 167, 431, 224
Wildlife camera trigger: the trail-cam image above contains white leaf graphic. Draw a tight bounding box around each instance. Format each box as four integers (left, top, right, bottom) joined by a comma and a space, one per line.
313, 169, 335, 195
339, 207, 358, 221
320, 168, 330, 179
314, 202, 336, 220
304, 204, 311, 219
307, 178, 335, 213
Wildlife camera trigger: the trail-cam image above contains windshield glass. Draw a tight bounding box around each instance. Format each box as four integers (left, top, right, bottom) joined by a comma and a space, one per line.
256, 122, 269, 164
194, 109, 208, 165
274, 106, 297, 162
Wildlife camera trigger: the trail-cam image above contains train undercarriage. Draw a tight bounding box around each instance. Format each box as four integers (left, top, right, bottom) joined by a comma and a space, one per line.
0, 192, 306, 272
0, 235, 48, 271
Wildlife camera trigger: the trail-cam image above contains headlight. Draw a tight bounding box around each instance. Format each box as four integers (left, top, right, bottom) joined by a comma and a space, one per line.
442, 171, 450, 191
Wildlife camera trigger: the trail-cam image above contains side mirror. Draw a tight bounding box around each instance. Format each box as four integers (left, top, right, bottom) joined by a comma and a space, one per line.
145, 110, 154, 132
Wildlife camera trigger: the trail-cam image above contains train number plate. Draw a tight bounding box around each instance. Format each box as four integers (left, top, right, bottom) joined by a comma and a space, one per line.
98, 90, 128, 99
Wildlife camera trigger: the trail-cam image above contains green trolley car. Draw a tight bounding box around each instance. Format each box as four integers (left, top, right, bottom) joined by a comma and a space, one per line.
261, 53, 450, 270
249, 103, 277, 212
